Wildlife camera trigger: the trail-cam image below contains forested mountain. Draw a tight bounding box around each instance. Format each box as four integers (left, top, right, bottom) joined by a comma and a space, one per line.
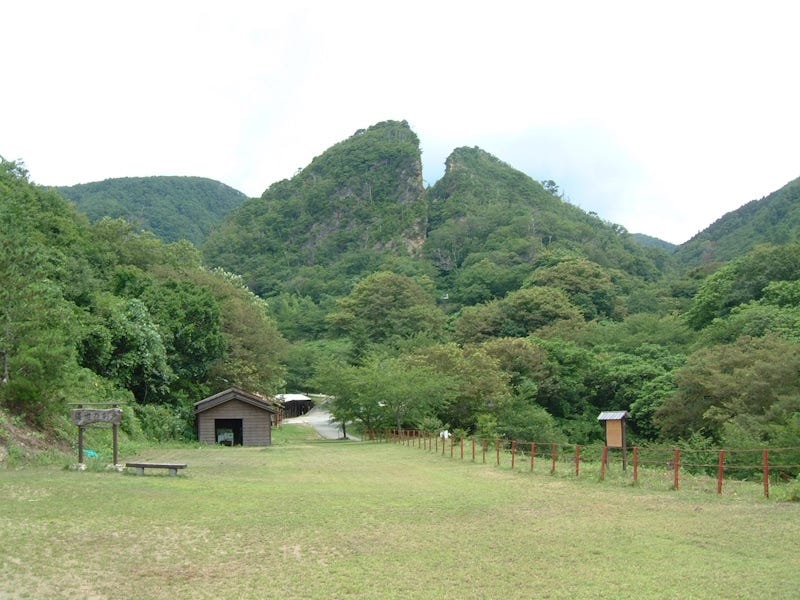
204, 121, 671, 306
204, 120, 428, 299
1, 160, 285, 445
56, 176, 247, 246
3, 119, 800, 468
633, 233, 676, 251
674, 175, 800, 268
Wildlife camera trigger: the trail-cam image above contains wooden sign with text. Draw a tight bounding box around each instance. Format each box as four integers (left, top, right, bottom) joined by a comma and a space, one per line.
71, 408, 123, 427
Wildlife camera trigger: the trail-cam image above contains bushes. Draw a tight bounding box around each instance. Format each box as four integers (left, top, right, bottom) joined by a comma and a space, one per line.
133, 404, 192, 442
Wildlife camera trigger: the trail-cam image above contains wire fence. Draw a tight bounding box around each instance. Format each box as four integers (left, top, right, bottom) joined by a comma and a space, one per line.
367, 430, 800, 499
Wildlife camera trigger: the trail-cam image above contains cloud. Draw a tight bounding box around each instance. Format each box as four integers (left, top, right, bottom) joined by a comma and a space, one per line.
2, 1, 799, 244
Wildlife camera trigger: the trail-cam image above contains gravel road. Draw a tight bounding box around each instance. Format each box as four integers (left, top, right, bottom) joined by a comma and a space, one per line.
283, 406, 358, 440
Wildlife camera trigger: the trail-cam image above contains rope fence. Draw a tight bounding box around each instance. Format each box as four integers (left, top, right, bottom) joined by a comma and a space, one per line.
368, 429, 800, 499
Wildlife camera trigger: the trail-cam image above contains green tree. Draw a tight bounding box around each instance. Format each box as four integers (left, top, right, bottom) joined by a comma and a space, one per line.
328, 271, 446, 358
654, 335, 800, 442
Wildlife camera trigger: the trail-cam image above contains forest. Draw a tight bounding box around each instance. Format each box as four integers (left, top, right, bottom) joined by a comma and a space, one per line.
2, 119, 800, 460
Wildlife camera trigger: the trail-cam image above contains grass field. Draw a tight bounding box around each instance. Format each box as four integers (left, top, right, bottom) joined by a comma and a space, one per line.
1, 425, 799, 599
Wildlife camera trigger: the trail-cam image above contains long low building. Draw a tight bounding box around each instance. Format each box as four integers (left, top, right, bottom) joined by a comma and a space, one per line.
275, 393, 314, 418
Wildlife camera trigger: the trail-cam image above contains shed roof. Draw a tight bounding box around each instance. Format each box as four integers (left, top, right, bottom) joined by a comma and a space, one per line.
194, 386, 276, 415
597, 411, 629, 421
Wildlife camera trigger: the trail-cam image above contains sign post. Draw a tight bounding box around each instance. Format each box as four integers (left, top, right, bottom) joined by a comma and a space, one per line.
70, 405, 124, 467
597, 411, 629, 471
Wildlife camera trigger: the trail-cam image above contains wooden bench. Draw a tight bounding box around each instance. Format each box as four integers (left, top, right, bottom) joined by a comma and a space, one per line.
125, 462, 187, 476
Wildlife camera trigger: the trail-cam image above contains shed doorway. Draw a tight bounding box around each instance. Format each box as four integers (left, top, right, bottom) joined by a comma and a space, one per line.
215, 419, 243, 446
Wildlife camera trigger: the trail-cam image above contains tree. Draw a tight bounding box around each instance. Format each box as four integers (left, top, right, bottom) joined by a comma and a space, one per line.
654, 335, 800, 442
409, 343, 511, 432
315, 353, 458, 434
328, 271, 446, 358
524, 257, 619, 320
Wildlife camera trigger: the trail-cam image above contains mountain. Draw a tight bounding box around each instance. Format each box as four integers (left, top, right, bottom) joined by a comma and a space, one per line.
204, 121, 670, 307
56, 176, 247, 246
674, 175, 800, 267
425, 147, 665, 283
203, 120, 429, 298
632, 233, 676, 251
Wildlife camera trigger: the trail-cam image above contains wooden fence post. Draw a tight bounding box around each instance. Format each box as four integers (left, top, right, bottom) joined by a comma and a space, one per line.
600, 446, 608, 481
496, 439, 501, 466
633, 446, 639, 485
575, 445, 581, 477
550, 443, 557, 474
763, 449, 770, 499
673, 448, 681, 491
717, 450, 725, 495
460, 437, 464, 460
472, 438, 476, 462
482, 439, 487, 464
511, 440, 517, 469
530, 442, 536, 472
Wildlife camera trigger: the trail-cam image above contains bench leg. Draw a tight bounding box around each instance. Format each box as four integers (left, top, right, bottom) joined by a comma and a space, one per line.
135, 467, 144, 476
168, 468, 177, 476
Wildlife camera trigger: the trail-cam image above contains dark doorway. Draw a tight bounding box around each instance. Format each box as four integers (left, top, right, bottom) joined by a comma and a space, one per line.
215, 419, 243, 446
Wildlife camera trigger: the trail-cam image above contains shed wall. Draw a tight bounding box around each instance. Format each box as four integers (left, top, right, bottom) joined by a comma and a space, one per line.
197, 399, 272, 446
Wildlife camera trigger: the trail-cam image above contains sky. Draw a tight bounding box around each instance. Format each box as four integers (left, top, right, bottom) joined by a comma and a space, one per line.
3, 1, 799, 245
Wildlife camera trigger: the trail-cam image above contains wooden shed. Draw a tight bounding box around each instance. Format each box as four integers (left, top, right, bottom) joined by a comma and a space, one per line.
195, 387, 275, 446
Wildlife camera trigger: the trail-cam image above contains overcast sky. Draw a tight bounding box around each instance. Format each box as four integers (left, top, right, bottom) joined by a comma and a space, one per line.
3, 1, 799, 244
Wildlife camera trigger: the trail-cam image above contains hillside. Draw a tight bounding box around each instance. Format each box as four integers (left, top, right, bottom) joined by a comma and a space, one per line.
56, 176, 247, 246
203, 120, 429, 298
204, 123, 671, 305
674, 175, 800, 267
1, 159, 285, 441
424, 147, 668, 305
632, 233, 676, 251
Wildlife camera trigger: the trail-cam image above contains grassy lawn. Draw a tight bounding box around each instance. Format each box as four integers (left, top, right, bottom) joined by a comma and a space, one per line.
1, 425, 799, 599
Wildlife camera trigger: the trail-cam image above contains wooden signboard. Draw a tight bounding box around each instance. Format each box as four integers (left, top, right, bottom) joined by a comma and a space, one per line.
70, 406, 123, 466
71, 408, 123, 427
605, 419, 624, 448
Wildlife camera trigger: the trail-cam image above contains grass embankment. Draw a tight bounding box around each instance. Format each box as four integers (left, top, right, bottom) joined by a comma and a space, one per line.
1, 425, 799, 599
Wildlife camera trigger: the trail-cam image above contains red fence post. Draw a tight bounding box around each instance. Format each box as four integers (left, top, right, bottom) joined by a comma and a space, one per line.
460, 437, 464, 460
763, 449, 770, 499
550, 443, 557, 474
673, 448, 681, 491
600, 446, 608, 480
511, 440, 517, 469
482, 439, 487, 464
450, 437, 454, 458
496, 439, 501, 466
717, 450, 726, 495
530, 442, 536, 472
472, 438, 476, 462
633, 446, 639, 485
575, 445, 581, 477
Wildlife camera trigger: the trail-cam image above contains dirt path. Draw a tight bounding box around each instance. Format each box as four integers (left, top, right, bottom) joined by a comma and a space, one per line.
282, 406, 359, 440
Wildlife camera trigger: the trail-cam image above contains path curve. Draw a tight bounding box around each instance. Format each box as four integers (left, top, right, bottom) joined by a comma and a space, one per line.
283, 406, 359, 440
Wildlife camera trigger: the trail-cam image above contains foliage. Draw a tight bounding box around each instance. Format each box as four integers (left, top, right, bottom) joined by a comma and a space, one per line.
686, 242, 800, 329
203, 120, 427, 300
0, 158, 286, 437
7, 119, 800, 451
675, 175, 800, 266
654, 335, 800, 443
314, 353, 459, 433
328, 271, 446, 360
57, 176, 247, 246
